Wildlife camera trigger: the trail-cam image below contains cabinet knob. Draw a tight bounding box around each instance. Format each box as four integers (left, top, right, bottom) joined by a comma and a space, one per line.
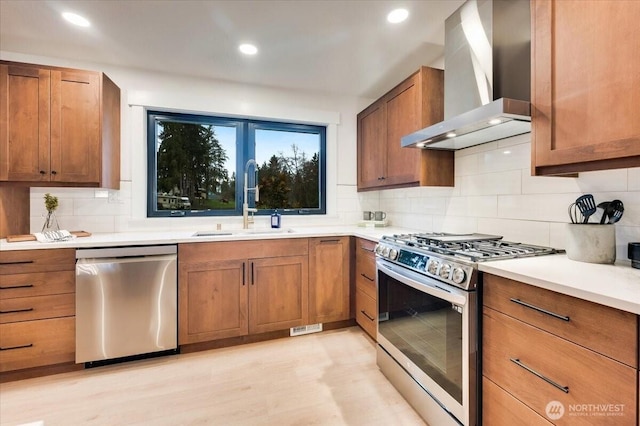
39, 170, 46, 175
51, 170, 57, 175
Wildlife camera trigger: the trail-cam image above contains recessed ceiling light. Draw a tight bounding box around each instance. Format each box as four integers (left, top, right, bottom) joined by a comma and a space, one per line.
488, 118, 502, 125
387, 8, 409, 24
62, 12, 90, 27
416, 142, 425, 148
446, 132, 456, 138
239, 43, 258, 55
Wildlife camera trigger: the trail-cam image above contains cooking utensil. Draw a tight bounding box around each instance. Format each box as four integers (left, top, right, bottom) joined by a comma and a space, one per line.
597, 201, 611, 224
568, 202, 583, 224
607, 199, 624, 224
575, 194, 597, 223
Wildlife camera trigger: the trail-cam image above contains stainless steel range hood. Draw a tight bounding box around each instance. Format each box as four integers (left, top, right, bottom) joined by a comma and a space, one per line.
402, 0, 531, 150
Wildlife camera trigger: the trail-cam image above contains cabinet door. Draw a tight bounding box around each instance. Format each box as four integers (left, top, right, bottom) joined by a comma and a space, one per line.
384, 73, 422, 187
357, 101, 386, 190
308, 237, 350, 324
249, 255, 308, 334
532, 0, 640, 175
0, 64, 50, 182
178, 259, 248, 344
50, 69, 101, 184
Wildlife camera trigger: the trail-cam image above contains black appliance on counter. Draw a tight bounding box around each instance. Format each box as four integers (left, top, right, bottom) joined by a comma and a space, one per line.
375, 233, 560, 426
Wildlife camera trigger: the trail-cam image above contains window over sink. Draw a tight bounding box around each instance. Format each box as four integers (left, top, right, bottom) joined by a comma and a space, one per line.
146, 111, 326, 217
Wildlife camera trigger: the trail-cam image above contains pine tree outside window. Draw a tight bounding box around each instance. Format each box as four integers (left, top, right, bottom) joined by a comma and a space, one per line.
147, 111, 326, 217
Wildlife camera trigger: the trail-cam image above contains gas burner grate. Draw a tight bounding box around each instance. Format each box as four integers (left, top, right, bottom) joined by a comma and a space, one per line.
383, 233, 559, 262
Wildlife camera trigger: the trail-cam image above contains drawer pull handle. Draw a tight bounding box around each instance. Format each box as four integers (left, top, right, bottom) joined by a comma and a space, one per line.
0, 284, 34, 290
510, 358, 569, 394
510, 298, 570, 322
0, 308, 34, 314
360, 310, 375, 322
0, 260, 34, 266
361, 247, 374, 252
360, 273, 374, 282
0, 343, 33, 351
320, 239, 340, 243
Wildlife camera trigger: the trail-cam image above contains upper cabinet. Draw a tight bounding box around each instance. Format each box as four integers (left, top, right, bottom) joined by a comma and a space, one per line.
0, 61, 120, 188
531, 0, 640, 175
357, 66, 453, 191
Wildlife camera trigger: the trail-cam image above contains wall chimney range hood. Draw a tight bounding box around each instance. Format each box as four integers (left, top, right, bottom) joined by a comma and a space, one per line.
402, 0, 531, 150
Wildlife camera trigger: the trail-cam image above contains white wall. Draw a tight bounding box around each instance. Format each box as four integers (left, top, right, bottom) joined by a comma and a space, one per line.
0, 51, 370, 232
359, 134, 640, 261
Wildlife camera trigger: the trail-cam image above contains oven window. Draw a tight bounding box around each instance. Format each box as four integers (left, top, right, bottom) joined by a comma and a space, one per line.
378, 271, 463, 404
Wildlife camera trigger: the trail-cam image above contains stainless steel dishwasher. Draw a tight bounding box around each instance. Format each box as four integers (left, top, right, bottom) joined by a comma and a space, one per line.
75, 245, 178, 364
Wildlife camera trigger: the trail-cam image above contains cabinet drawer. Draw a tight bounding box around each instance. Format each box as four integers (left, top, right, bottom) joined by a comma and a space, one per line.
483, 274, 637, 367
0, 271, 75, 299
0, 316, 75, 372
0, 294, 75, 323
356, 267, 376, 299
483, 377, 552, 426
355, 285, 376, 339
180, 238, 309, 263
483, 307, 637, 425
0, 249, 75, 275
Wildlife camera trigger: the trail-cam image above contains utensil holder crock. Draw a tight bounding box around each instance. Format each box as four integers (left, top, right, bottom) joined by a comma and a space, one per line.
565, 224, 616, 264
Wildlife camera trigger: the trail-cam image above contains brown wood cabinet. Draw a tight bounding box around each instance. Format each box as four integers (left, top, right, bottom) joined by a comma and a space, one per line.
357, 66, 453, 191
482, 274, 638, 425
178, 239, 309, 345
0, 249, 76, 373
0, 60, 120, 188
354, 238, 377, 339
308, 237, 351, 324
531, 0, 640, 175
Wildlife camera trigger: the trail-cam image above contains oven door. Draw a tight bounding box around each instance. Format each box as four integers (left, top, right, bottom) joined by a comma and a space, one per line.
377, 258, 476, 426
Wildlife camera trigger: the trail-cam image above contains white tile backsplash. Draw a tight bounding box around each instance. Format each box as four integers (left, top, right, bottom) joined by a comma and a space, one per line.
629, 168, 640, 191
358, 134, 640, 253
460, 170, 521, 196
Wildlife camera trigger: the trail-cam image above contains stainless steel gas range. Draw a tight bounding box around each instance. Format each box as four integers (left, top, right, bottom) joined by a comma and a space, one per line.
375, 233, 559, 426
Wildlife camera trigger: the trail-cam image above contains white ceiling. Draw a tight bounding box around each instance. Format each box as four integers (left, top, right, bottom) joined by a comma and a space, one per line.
0, 0, 464, 99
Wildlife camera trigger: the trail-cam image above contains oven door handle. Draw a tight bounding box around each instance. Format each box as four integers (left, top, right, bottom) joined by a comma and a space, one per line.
377, 260, 467, 305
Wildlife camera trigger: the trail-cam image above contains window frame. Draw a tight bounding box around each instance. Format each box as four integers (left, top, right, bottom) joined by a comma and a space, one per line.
146, 110, 326, 217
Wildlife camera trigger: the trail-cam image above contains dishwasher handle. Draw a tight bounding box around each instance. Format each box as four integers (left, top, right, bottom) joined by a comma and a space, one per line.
76, 245, 177, 259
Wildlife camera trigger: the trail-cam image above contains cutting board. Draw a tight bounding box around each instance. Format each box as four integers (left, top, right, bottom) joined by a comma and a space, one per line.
5, 231, 92, 243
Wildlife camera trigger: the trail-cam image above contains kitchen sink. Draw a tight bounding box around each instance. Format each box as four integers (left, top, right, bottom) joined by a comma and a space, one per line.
192, 228, 295, 237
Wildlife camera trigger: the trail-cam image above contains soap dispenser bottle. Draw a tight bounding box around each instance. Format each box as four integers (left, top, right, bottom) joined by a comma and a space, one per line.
271, 209, 282, 228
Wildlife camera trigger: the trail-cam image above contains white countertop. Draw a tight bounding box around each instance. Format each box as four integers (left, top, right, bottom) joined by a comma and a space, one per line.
3, 227, 638, 315
479, 255, 640, 315
0, 225, 411, 251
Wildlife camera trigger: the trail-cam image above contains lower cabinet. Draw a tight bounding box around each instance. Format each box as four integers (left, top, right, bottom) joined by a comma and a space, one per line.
178, 239, 309, 345
249, 255, 308, 334
0, 249, 76, 374
308, 237, 351, 324
354, 238, 377, 339
482, 274, 638, 425
0, 317, 75, 372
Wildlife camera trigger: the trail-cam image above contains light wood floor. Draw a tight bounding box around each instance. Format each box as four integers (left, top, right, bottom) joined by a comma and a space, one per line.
0, 327, 425, 425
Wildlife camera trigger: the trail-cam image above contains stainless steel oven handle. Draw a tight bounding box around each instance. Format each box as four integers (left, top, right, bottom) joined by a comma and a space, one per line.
377, 259, 467, 305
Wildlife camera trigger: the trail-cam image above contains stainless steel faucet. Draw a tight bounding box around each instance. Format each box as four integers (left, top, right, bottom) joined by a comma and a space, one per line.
243, 159, 259, 229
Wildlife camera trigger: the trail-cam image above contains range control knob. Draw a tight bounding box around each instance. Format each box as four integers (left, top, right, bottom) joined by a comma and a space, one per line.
375, 244, 383, 255
427, 260, 439, 275
382, 246, 390, 258
389, 248, 398, 260
452, 267, 466, 284
439, 263, 452, 279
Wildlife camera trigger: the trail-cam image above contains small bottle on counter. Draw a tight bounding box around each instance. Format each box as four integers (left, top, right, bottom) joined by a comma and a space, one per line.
271, 209, 282, 228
